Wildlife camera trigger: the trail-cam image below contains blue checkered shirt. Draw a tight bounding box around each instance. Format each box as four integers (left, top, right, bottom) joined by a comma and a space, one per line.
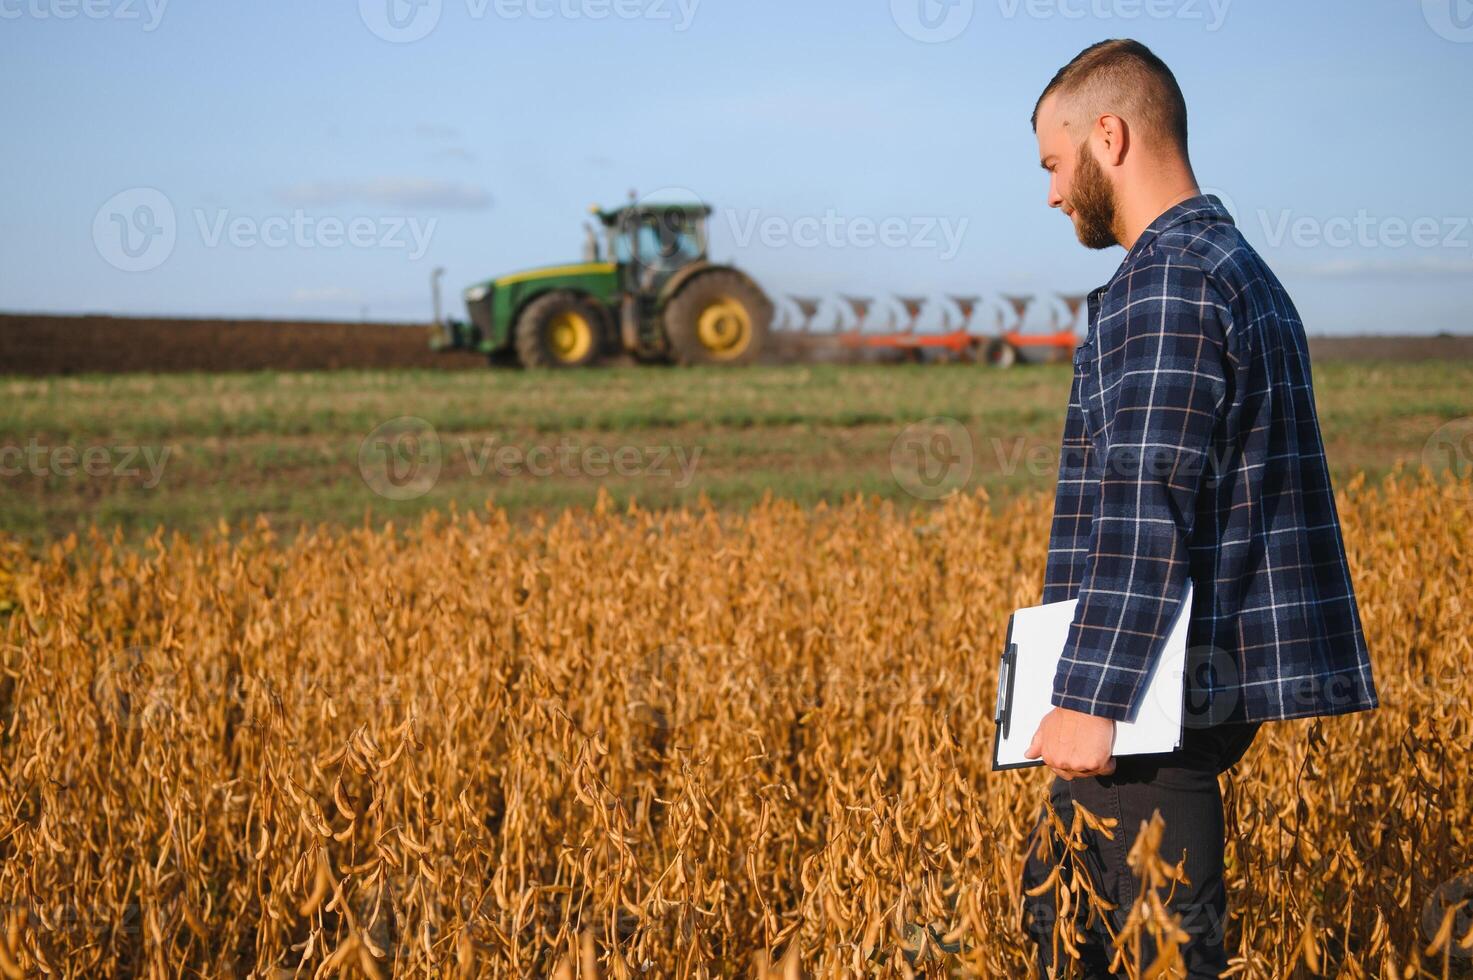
1041, 194, 1378, 725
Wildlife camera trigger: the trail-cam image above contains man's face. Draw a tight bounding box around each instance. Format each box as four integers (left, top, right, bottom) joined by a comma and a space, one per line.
1036, 95, 1120, 250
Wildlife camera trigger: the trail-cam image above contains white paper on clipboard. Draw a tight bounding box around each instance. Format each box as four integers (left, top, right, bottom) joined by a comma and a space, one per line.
992, 581, 1193, 771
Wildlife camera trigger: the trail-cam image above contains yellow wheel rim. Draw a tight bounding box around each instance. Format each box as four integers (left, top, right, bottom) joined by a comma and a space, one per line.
695, 297, 752, 359
547, 310, 594, 363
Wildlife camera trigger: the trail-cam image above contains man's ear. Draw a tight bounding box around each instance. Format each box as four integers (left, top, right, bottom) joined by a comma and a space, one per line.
1094, 113, 1128, 167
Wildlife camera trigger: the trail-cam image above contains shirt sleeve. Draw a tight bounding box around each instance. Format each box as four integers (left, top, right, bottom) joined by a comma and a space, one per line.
1041, 362, 1098, 605
1051, 258, 1230, 721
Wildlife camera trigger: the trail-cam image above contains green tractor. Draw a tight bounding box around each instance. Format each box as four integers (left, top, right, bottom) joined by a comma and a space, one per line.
433, 199, 772, 367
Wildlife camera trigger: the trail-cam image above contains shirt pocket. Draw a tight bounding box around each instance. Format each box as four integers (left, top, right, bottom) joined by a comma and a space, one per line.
1071, 328, 1095, 369
1072, 335, 1106, 446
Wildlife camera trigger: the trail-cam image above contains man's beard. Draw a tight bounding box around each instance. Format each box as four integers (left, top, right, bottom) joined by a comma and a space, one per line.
1070, 141, 1121, 250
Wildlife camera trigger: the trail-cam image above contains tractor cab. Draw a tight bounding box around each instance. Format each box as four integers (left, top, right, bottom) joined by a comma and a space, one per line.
592, 202, 711, 297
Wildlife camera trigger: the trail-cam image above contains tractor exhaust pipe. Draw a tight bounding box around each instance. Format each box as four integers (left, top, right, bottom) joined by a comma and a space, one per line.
431, 266, 445, 329
428, 266, 465, 352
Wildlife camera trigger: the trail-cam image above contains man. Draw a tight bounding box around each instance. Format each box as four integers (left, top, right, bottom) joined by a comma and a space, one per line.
1020, 39, 1379, 976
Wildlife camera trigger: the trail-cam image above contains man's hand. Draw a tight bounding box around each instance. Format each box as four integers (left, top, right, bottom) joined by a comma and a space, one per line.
1025, 707, 1117, 780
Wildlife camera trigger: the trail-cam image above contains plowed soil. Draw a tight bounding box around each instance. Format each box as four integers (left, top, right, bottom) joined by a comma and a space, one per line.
0, 314, 484, 374
2, 312, 1469, 375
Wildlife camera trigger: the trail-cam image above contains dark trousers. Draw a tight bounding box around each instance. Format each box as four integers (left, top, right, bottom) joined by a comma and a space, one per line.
1020, 721, 1261, 978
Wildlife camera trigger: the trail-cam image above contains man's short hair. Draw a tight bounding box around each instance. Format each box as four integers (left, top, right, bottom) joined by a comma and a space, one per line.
1031, 39, 1188, 150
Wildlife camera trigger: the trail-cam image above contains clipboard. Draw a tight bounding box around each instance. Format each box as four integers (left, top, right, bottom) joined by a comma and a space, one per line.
992, 581, 1193, 771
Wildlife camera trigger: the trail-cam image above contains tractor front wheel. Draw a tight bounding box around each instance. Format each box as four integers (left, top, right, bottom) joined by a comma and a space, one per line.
663, 270, 771, 366
515, 291, 605, 368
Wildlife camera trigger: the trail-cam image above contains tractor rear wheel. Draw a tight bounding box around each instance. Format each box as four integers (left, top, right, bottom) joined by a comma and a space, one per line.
515, 291, 605, 369
663, 270, 771, 366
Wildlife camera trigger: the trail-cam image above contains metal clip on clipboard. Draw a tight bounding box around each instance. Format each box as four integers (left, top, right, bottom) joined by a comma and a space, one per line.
994, 623, 1019, 742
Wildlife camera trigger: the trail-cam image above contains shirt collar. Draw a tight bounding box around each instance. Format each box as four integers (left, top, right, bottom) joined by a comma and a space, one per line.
1089, 192, 1235, 305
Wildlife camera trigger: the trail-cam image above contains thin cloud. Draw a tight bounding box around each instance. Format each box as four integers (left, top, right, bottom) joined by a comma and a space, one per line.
1290, 255, 1473, 279
290, 286, 363, 304
273, 178, 492, 211
415, 123, 461, 140
433, 147, 479, 163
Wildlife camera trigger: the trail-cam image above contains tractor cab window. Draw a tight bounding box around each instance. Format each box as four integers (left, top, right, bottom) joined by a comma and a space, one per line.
612, 210, 706, 271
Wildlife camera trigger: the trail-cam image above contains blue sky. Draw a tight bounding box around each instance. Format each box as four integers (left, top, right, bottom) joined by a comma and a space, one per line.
2, 0, 1471, 334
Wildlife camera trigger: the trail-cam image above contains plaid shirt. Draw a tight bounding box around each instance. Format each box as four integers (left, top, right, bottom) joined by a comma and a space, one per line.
1041, 194, 1378, 725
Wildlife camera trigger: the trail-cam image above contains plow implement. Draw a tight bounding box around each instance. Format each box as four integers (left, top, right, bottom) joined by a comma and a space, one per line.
771, 291, 1087, 366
